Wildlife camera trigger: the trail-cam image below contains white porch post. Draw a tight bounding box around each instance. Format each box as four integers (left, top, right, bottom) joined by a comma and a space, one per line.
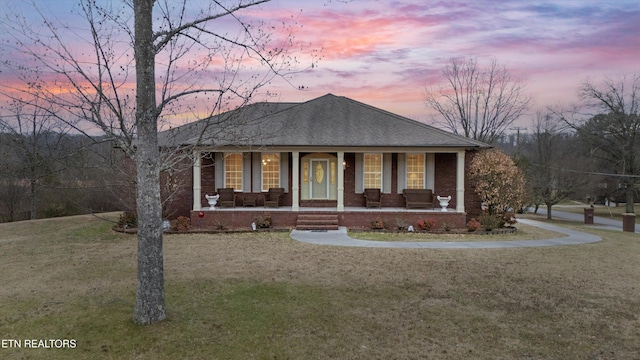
456, 151, 465, 212
292, 151, 300, 211
193, 150, 202, 211
337, 151, 345, 211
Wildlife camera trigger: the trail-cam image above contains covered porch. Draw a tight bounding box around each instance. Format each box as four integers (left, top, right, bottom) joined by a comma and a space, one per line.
188, 148, 471, 230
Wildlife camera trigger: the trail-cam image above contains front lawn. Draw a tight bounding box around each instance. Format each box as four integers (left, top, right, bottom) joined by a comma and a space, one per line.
1, 213, 639, 359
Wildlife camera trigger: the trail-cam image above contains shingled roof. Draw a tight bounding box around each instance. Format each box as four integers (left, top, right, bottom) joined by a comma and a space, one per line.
158, 94, 489, 149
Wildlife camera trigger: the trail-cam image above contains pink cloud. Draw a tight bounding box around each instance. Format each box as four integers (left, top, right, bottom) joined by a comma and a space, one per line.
2, 0, 640, 131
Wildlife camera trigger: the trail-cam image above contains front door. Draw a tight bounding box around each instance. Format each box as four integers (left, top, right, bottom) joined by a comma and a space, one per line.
310, 159, 329, 199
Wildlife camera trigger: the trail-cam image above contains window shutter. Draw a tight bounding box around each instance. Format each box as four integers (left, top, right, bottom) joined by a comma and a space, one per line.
243, 153, 251, 192
383, 153, 392, 194
252, 153, 261, 193
397, 153, 406, 193
280, 152, 289, 192
215, 152, 224, 190
355, 153, 363, 193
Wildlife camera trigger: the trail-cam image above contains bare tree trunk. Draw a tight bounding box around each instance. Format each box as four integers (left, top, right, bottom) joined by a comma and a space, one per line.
30, 177, 37, 220
545, 202, 553, 220
132, 0, 165, 325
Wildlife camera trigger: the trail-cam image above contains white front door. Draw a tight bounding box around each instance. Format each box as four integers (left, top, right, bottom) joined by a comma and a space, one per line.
310, 159, 329, 199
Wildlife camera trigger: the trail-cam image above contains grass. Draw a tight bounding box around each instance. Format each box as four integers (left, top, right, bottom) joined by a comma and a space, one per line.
349, 222, 566, 242
1, 213, 640, 359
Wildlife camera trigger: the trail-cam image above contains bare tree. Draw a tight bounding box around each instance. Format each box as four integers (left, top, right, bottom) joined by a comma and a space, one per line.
426, 58, 531, 144
560, 75, 640, 214
1, 0, 310, 324
0, 98, 71, 220
521, 112, 583, 219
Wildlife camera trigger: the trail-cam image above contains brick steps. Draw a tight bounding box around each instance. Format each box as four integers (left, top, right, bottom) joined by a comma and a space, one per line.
296, 214, 339, 230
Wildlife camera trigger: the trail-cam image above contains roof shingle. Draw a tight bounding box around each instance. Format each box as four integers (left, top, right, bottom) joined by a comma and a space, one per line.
159, 94, 489, 149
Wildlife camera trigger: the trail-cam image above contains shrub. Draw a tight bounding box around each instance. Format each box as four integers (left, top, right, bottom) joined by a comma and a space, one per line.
170, 216, 191, 231
394, 218, 408, 231
214, 219, 228, 230
371, 217, 385, 230
442, 222, 452, 232
502, 212, 517, 226
255, 213, 272, 228
470, 149, 527, 215
479, 213, 501, 231
417, 218, 436, 231
117, 211, 138, 228
467, 218, 481, 232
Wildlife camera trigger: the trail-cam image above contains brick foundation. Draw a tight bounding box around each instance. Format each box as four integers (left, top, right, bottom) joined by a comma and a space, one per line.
191, 209, 466, 231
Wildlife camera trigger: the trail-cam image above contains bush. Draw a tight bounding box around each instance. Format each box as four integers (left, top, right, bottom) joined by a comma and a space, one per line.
479, 212, 517, 231
371, 217, 385, 230
502, 212, 517, 226
170, 216, 191, 231
117, 211, 138, 228
479, 213, 501, 231
470, 149, 527, 215
417, 218, 436, 231
467, 218, 481, 232
394, 218, 408, 231
255, 213, 272, 228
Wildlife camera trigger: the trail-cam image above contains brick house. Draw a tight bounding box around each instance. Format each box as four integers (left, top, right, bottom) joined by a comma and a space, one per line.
159, 94, 489, 230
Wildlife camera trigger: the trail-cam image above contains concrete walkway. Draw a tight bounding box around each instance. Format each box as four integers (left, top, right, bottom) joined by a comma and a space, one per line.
290, 218, 602, 249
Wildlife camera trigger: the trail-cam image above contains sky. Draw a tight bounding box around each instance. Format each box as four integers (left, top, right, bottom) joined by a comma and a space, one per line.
2, 0, 640, 130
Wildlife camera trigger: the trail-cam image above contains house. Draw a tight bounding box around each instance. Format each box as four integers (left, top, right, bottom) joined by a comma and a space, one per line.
159, 94, 490, 230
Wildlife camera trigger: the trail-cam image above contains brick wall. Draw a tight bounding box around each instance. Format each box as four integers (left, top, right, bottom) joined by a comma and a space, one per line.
191, 209, 466, 231
434, 153, 457, 207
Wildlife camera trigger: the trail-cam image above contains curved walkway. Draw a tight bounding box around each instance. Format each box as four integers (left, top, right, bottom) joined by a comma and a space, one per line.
289, 218, 602, 249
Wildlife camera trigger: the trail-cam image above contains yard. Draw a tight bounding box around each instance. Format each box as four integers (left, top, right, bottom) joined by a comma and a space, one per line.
1, 213, 639, 359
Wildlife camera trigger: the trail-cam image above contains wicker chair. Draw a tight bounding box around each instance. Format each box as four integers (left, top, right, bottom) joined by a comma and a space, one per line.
217, 188, 236, 208
264, 188, 285, 208
363, 188, 382, 208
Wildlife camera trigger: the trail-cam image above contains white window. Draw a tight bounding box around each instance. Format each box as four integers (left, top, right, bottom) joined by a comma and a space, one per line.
261, 153, 280, 191
224, 153, 243, 191
363, 153, 382, 189
406, 153, 425, 189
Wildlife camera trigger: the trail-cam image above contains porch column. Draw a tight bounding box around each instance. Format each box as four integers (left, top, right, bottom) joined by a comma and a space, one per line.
456, 150, 465, 212
337, 151, 345, 211
193, 150, 202, 211
292, 151, 300, 211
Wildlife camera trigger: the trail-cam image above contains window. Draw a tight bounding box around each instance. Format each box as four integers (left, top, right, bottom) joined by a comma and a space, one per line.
224, 153, 243, 191
406, 153, 425, 189
363, 153, 382, 189
261, 153, 280, 191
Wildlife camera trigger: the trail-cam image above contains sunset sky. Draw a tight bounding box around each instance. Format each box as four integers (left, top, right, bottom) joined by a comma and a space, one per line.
2, 0, 639, 129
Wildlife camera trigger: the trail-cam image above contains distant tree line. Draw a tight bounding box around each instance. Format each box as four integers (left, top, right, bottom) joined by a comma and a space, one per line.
0, 131, 130, 222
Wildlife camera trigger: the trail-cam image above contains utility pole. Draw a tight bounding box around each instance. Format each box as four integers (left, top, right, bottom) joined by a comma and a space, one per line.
509, 126, 527, 147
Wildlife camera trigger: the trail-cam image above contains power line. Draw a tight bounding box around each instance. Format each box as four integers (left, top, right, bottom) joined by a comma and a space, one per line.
529, 163, 640, 178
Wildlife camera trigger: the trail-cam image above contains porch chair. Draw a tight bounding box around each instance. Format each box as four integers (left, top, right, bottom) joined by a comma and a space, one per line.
264, 187, 285, 208
217, 188, 236, 208
363, 188, 382, 208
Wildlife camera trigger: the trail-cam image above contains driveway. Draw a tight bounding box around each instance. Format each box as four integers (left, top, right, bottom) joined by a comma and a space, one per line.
533, 207, 640, 232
